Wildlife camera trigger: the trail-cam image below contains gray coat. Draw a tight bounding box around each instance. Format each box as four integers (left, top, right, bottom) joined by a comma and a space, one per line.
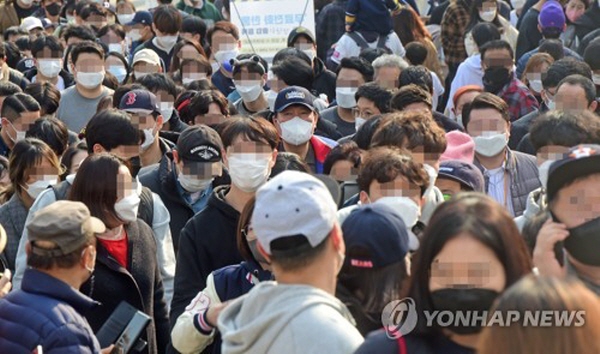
0, 193, 28, 271
475, 148, 540, 217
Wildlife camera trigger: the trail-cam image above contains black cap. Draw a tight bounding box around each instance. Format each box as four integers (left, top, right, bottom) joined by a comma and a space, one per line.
176, 125, 224, 163
547, 144, 600, 202
287, 26, 315, 47
274, 86, 315, 113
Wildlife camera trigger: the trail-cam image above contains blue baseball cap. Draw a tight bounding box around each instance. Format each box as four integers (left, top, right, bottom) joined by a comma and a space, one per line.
119, 89, 160, 114
125, 11, 152, 26
342, 204, 409, 269
438, 160, 485, 193
274, 86, 315, 113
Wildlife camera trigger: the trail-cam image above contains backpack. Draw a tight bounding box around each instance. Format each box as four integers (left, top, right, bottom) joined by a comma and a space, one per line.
51, 181, 154, 227
347, 31, 388, 50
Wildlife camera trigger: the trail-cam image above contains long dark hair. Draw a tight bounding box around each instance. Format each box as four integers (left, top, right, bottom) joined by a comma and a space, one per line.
408, 193, 532, 335
466, 0, 504, 34
393, 7, 432, 46
68, 153, 128, 227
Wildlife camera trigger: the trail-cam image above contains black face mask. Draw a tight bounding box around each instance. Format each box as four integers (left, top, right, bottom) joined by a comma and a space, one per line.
430, 288, 499, 335
45, 2, 61, 17
565, 216, 600, 266
483, 67, 511, 94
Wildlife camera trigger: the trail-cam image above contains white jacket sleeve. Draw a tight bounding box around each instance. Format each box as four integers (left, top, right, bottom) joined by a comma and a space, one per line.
13, 188, 57, 289
171, 273, 222, 354
151, 192, 176, 308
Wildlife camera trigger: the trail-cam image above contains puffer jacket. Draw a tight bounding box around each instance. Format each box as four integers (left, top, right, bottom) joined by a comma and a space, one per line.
0, 268, 102, 353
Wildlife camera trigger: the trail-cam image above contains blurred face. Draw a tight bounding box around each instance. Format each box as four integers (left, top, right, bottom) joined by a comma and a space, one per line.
524, 62, 550, 94
116, 164, 136, 202
179, 44, 203, 61
466, 108, 510, 138
24, 157, 59, 187
353, 97, 381, 119
223, 135, 276, 172
552, 174, 600, 229
374, 66, 401, 89
565, 0, 586, 23
337, 68, 365, 88
366, 175, 422, 207
133, 61, 160, 76
210, 30, 239, 54
481, 49, 513, 72
435, 177, 464, 200
330, 159, 358, 183
194, 103, 226, 126
181, 61, 210, 83
429, 233, 506, 292
73, 52, 104, 74
555, 83, 596, 112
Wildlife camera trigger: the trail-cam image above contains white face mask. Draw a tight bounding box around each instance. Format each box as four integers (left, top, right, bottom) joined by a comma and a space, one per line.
38, 59, 62, 78
375, 196, 421, 228
117, 14, 135, 25
114, 182, 141, 223
227, 153, 272, 192
159, 102, 173, 122
134, 71, 148, 80
178, 172, 212, 193
355, 117, 367, 131
108, 43, 124, 54
267, 90, 278, 111
24, 177, 57, 199
279, 116, 314, 145
423, 164, 438, 194
546, 98, 556, 110
538, 159, 554, 189
108, 65, 128, 83
474, 131, 508, 157
76, 71, 105, 89
235, 80, 263, 102
156, 35, 178, 51
214, 48, 239, 66
336, 87, 358, 109
464, 34, 478, 57
593, 74, 600, 86
510, 0, 526, 9
479, 9, 497, 22
7, 121, 26, 143
302, 49, 316, 62
529, 79, 543, 94
140, 125, 156, 152
127, 30, 142, 42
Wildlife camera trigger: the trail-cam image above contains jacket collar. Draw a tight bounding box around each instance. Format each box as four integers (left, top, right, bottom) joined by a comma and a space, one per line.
21, 268, 99, 314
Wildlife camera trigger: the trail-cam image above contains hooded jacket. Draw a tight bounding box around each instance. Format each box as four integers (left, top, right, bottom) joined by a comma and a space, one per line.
312, 57, 337, 102
446, 55, 482, 113
217, 281, 364, 354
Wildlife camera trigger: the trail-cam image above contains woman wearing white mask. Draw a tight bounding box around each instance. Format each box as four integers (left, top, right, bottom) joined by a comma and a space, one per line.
98, 24, 128, 58
168, 38, 207, 74
463, 93, 540, 217
464, 0, 519, 53
69, 153, 169, 354
115, 0, 136, 26
520, 52, 554, 104
177, 57, 213, 87
230, 55, 269, 117
0, 138, 61, 272
104, 51, 130, 85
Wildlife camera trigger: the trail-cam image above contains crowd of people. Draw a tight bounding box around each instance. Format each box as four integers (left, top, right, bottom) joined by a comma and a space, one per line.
0, 0, 597, 352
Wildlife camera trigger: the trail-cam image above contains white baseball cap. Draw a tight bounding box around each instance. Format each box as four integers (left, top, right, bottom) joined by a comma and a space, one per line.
132, 48, 161, 67
252, 171, 338, 255
20, 17, 43, 32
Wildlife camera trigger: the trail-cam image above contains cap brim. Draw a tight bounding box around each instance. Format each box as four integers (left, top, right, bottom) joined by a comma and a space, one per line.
125, 20, 139, 26
89, 216, 106, 234
276, 102, 315, 113
133, 58, 159, 65
547, 155, 600, 201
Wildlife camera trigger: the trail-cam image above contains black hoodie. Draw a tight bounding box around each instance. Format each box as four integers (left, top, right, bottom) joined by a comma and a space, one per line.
312, 57, 337, 103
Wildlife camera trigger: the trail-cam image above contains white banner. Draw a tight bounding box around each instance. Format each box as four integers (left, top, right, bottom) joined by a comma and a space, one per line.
230, 0, 315, 62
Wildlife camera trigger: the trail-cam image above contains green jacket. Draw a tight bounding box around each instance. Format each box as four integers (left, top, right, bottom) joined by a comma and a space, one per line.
176, 0, 222, 25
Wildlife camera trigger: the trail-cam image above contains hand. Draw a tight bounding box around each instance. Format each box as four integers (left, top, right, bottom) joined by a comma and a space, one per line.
533, 219, 569, 277
100, 345, 117, 354
0, 269, 12, 298
345, 24, 351, 32
205, 301, 231, 328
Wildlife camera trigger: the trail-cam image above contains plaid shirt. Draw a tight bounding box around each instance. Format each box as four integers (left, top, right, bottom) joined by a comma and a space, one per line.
498, 78, 540, 122
316, 0, 347, 60
441, 1, 471, 67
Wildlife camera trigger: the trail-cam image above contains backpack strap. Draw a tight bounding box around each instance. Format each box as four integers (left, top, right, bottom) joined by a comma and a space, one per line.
376, 34, 388, 49
138, 186, 154, 226
396, 335, 407, 354
348, 31, 370, 49
51, 181, 71, 201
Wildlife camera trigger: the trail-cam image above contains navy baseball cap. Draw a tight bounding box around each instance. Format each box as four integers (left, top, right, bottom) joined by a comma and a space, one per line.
274, 86, 315, 113
438, 160, 485, 193
547, 144, 600, 202
125, 11, 152, 26
177, 125, 223, 163
119, 89, 160, 114
342, 204, 409, 269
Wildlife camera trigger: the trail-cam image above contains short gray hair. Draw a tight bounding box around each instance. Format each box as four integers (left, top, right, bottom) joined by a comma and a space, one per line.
372, 54, 409, 75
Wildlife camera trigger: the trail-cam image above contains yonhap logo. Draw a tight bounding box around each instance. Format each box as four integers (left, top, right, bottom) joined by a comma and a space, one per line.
381, 297, 418, 339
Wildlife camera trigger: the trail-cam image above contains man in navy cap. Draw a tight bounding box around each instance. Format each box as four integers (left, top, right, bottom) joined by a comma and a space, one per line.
534, 144, 600, 295
272, 86, 337, 174
119, 89, 172, 171
436, 160, 485, 200
123, 11, 154, 56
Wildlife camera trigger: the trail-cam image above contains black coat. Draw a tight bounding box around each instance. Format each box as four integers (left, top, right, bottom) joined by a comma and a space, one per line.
169, 186, 241, 332
312, 58, 337, 103
23, 67, 75, 88
81, 220, 170, 354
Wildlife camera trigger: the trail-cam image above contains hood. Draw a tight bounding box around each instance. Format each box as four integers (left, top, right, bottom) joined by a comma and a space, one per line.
464, 54, 482, 71
218, 281, 355, 354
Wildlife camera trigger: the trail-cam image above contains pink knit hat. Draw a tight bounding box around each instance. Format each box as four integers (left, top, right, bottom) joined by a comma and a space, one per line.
440, 131, 475, 164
